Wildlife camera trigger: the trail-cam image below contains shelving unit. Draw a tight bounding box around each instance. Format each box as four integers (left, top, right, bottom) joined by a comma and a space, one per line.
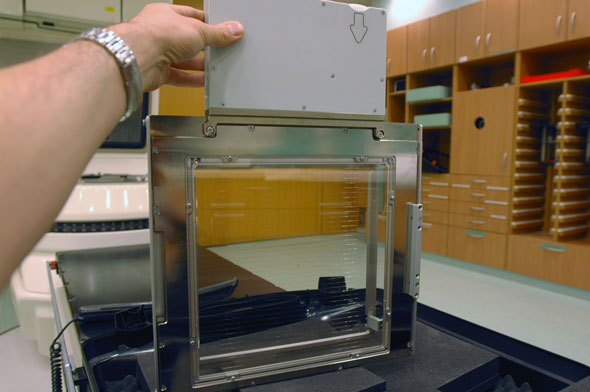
386, 0, 590, 290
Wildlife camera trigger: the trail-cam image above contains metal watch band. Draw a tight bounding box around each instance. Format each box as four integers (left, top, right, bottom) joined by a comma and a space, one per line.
77, 27, 142, 122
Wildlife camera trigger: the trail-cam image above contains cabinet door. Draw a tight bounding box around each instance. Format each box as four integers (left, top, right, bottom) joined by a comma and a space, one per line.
519, 0, 567, 50
386, 26, 408, 77
456, 2, 485, 62
451, 86, 515, 176
567, 0, 590, 40
407, 19, 430, 73
484, 0, 518, 55
429, 11, 456, 68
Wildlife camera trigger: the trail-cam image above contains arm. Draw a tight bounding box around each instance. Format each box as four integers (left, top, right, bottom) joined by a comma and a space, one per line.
0, 3, 244, 289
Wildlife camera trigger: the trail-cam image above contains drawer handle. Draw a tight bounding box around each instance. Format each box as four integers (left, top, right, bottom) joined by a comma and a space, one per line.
471, 192, 486, 198
471, 179, 487, 184
485, 33, 491, 51
466, 230, 485, 238
422, 188, 432, 193
423, 213, 432, 217
387, 58, 391, 71
423, 222, 432, 229
475, 35, 481, 50
540, 243, 567, 253
422, 48, 427, 65
469, 219, 485, 225
470, 206, 485, 212
570, 12, 576, 34
556, 15, 562, 36
423, 201, 432, 205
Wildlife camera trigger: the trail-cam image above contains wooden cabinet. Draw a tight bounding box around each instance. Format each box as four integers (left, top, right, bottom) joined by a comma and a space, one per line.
422, 222, 449, 255
456, 1, 485, 62
451, 86, 515, 176
567, 0, 590, 40
507, 235, 590, 290
386, 26, 407, 77
408, 11, 456, 72
447, 226, 507, 269
484, 0, 519, 55
519, 0, 567, 50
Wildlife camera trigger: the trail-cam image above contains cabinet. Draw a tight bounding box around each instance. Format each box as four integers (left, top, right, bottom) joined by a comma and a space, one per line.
519, 0, 567, 50
447, 226, 507, 269
386, 26, 407, 77
451, 86, 515, 176
408, 11, 456, 72
455, 1, 485, 62
484, 0, 519, 56
566, 0, 590, 41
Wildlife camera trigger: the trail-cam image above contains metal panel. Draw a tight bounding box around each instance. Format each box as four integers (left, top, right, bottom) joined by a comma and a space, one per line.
205, 0, 387, 116
149, 115, 420, 391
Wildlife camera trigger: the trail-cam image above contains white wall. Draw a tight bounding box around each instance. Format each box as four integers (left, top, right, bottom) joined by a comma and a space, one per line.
372, 0, 479, 29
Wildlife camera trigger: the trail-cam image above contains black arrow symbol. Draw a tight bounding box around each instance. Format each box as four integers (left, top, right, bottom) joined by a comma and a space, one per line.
350, 12, 368, 44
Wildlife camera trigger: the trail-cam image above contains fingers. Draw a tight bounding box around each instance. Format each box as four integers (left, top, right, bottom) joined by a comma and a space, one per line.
166, 69, 204, 87
199, 21, 244, 48
172, 55, 204, 71
170, 5, 204, 21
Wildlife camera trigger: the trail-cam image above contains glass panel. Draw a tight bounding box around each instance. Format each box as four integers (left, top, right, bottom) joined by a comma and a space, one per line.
192, 161, 391, 382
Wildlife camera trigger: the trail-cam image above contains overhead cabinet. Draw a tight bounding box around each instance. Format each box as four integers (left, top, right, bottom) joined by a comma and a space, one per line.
408, 11, 456, 72
519, 0, 590, 50
386, 26, 407, 77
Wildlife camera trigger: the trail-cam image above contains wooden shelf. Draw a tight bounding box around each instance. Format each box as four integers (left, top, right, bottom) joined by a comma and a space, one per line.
520, 74, 590, 88
389, 90, 406, 96
408, 97, 452, 106
422, 125, 451, 130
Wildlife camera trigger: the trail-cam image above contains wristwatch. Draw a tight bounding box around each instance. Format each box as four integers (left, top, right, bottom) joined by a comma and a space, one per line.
77, 27, 142, 122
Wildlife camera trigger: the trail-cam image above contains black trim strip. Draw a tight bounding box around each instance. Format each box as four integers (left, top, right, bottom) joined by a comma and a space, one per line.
51, 219, 149, 233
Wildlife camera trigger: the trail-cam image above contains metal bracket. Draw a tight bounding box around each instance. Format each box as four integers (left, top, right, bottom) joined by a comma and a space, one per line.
203, 108, 385, 136
404, 203, 423, 298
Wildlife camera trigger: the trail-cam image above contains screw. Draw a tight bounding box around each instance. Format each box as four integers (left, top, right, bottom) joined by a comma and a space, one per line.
160, 385, 167, 392
248, 125, 255, 132
406, 342, 412, 349
331, 74, 335, 79
227, 156, 233, 162
186, 202, 192, 209
380, 78, 384, 82
337, 365, 343, 371
373, 108, 378, 113
381, 10, 386, 16
302, 105, 307, 110
389, 194, 395, 200
204, 126, 215, 137
221, 102, 225, 107
211, 65, 216, 71
230, 376, 236, 381
158, 342, 165, 349
152, 146, 159, 154
376, 130, 385, 139
153, 207, 160, 215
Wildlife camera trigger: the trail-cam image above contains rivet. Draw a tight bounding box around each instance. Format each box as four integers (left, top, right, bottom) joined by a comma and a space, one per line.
331, 74, 336, 79
153, 207, 160, 215
158, 342, 165, 349
186, 202, 192, 209
160, 385, 167, 392
152, 146, 159, 154
227, 156, 233, 162
248, 125, 255, 132
204, 126, 215, 137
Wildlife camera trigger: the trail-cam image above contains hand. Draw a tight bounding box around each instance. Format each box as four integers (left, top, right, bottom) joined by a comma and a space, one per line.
110, 3, 244, 91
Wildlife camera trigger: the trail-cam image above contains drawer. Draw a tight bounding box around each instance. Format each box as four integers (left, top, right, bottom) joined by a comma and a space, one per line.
422, 186, 450, 198
450, 174, 511, 190
450, 200, 509, 218
447, 227, 507, 270
449, 213, 508, 234
423, 210, 449, 225
422, 222, 448, 255
450, 187, 510, 204
506, 235, 590, 290
422, 173, 450, 187
421, 194, 450, 211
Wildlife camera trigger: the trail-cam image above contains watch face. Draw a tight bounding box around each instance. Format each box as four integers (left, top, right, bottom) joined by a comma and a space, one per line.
101, 93, 148, 149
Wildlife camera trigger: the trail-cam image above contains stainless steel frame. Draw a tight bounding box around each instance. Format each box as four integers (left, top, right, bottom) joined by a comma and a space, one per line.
149, 115, 422, 391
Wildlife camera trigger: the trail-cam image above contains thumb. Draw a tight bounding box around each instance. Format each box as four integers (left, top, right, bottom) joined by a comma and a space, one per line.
200, 21, 244, 47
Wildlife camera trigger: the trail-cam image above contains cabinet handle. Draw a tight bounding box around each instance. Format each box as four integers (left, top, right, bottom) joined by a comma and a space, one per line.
430, 47, 435, 64
466, 230, 486, 238
423, 222, 433, 229
540, 243, 567, 253
387, 58, 391, 72
422, 48, 427, 65
423, 201, 432, 205
475, 35, 481, 50
470, 206, 485, 211
471, 179, 487, 184
485, 33, 491, 51
556, 15, 562, 36
423, 212, 431, 217
469, 219, 485, 225
502, 152, 508, 172
570, 12, 576, 34
471, 192, 486, 198
422, 188, 431, 193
